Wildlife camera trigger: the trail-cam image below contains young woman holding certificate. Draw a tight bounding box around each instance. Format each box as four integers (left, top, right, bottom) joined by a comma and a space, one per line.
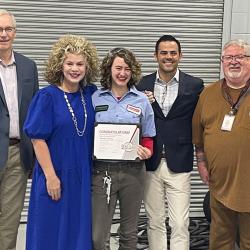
92, 48, 156, 250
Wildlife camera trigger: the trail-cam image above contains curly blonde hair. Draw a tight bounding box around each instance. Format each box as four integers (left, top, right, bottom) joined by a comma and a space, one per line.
44, 34, 99, 85
100, 48, 141, 89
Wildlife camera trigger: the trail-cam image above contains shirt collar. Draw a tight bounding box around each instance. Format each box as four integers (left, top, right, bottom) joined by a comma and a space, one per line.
156, 68, 180, 85
0, 51, 16, 66
98, 86, 138, 96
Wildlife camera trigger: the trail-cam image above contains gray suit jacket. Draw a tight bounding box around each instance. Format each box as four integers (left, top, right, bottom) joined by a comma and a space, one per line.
0, 51, 39, 170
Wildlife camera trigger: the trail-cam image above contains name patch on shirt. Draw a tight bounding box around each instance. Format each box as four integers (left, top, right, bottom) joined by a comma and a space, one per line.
126, 104, 141, 116
95, 105, 109, 112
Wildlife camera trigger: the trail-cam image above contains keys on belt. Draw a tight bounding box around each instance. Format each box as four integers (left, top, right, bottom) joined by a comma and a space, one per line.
9, 138, 20, 146
162, 146, 166, 158
103, 171, 112, 204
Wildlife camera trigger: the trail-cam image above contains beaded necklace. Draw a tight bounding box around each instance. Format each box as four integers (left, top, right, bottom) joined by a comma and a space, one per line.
63, 88, 87, 136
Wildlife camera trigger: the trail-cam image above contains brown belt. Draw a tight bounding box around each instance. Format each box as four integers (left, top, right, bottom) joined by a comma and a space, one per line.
9, 138, 20, 146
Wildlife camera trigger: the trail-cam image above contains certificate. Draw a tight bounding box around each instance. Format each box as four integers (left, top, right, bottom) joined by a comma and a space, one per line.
93, 123, 141, 161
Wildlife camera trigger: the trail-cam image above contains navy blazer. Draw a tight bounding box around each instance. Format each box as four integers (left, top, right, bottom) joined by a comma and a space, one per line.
0, 52, 39, 169
137, 71, 204, 173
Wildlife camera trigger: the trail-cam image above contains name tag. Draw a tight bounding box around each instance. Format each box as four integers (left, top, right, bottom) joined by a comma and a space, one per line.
126, 104, 141, 116
221, 114, 235, 131
95, 105, 109, 112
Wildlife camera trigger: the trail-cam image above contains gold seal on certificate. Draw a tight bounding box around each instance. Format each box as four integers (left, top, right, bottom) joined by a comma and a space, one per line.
93, 123, 141, 161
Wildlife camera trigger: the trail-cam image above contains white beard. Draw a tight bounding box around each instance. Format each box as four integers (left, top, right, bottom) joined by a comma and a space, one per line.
227, 70, 242, 78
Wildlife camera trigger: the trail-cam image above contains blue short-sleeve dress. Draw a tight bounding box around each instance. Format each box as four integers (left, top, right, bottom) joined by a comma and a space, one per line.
24, 84, 96, 250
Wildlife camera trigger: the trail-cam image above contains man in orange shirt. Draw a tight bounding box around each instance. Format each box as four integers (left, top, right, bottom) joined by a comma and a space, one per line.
193, 39, 250, 250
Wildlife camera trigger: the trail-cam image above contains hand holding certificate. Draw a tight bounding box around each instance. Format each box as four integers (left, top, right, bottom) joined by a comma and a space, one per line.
93, 123, 140, 161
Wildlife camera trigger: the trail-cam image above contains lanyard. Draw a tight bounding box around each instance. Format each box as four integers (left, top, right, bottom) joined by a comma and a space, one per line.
221, 78, 250, 115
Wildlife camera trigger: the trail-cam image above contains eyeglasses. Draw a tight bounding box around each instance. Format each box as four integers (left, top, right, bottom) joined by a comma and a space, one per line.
221, 54, 250, 63
0, 27, 16, 34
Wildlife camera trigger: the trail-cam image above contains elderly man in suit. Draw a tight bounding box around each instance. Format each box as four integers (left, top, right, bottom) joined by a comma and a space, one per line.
0, 9, 38, 250
137, 35, 204, 250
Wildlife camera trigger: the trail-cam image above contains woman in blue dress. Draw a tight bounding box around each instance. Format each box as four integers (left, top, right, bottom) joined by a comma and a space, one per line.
24, 35, 99, 250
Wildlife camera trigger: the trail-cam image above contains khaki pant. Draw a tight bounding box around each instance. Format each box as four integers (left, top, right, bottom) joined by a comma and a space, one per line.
144, 159, 190, 250
210, 193, 250, 250
0, 144, 28, 250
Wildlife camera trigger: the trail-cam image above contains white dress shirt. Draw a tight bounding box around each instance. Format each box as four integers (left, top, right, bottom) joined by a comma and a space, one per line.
0, 52, 20, 138
154, 69, 179, 116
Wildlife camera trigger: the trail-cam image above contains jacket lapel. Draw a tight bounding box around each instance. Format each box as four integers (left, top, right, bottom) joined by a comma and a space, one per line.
0, 77, 8, 108
147, 72, 166, 118
144, 72, 156, 91
14, 52, 22, 108
154, 99, 165, 118
176, 71, 186, 96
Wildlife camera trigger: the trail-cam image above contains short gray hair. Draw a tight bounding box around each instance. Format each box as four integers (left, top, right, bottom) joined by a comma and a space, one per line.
222, 39, 250, 56
0, 9, 16, 28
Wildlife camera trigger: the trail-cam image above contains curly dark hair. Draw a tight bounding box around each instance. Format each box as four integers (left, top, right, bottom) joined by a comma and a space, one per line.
44, 34, 99, 86
100, 48, 141, 89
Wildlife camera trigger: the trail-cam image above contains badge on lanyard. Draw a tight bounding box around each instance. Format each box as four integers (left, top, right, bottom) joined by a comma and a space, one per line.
221, 113, 235, 131
220, 78, 250, 131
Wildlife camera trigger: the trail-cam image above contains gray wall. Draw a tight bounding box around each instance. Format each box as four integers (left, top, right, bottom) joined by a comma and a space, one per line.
222, 0, 250, 47
221, 0, 250, 76
231, 0, 250, 42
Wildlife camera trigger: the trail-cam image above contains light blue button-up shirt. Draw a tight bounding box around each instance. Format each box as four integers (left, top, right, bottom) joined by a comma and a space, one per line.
92, 86, 156, 137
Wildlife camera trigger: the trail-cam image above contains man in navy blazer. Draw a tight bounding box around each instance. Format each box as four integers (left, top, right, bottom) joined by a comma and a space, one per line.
137, 35, 204, 250
0, 9, 38, 249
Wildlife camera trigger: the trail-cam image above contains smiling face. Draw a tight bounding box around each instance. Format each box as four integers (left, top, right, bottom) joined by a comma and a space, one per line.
111, 56, 132, 90
0, 14, 16, 54
62, 53, 87, 91
155, 40, 182, 81
222, 44, 250, 86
